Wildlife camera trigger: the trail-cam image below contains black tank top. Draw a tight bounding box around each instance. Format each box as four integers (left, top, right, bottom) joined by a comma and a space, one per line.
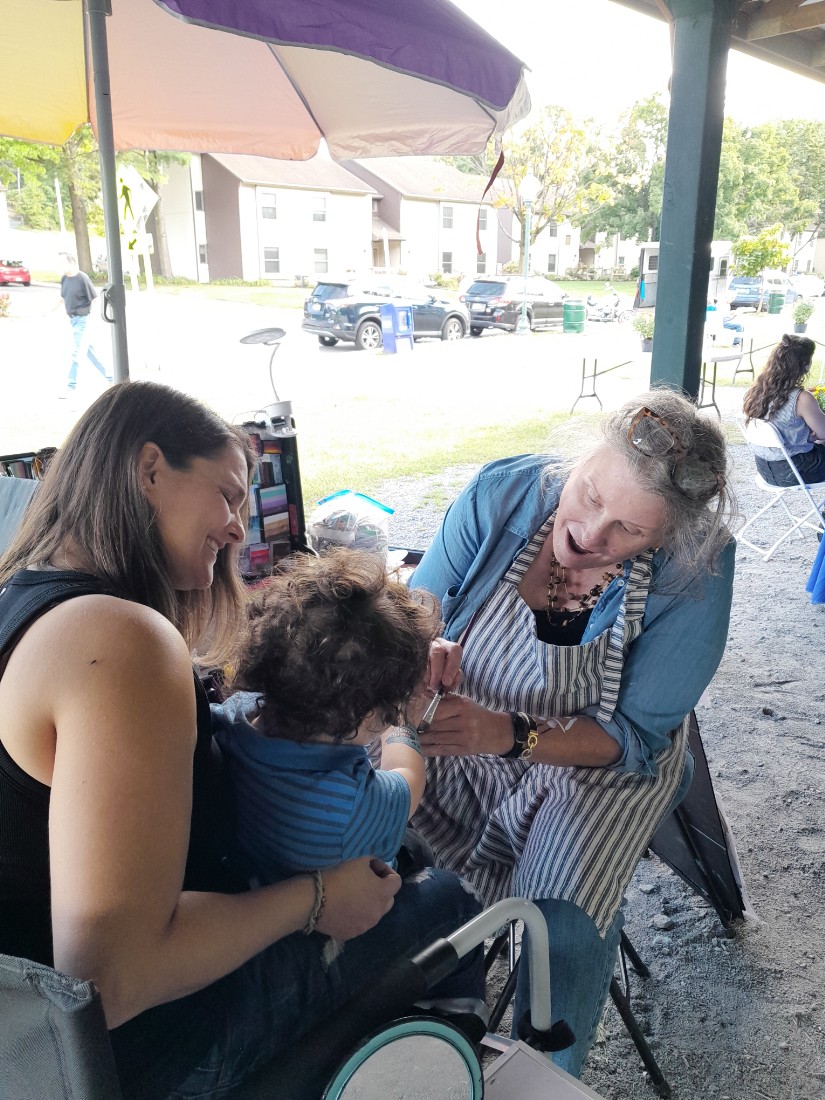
0, 569, 243, 967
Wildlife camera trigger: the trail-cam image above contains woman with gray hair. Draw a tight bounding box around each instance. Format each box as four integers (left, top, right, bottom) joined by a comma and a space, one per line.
410, 389, 736, 1077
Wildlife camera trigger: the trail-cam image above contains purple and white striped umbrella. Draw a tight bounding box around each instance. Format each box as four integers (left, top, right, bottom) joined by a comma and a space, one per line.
2, 0, 529, 377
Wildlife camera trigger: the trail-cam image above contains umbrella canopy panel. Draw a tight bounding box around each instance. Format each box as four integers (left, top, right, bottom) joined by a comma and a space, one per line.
2, 0, 530, 160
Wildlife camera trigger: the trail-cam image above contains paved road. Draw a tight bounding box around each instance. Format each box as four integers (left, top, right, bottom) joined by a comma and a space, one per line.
0, 284, 796, 457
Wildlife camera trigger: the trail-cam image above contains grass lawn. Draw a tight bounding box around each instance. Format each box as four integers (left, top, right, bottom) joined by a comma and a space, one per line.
297, 408, 583, 504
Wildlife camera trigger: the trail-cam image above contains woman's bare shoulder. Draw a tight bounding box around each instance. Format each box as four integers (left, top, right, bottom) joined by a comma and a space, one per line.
15, 592, 191, 680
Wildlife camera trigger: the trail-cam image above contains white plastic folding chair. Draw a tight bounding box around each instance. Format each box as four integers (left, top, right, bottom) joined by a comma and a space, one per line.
736, 416, 825, 560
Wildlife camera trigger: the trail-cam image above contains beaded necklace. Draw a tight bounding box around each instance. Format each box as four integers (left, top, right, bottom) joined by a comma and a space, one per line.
545, 520, 622, 627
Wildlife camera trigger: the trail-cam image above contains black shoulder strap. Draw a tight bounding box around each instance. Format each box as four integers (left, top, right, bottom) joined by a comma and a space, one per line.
0, 574, 108, 657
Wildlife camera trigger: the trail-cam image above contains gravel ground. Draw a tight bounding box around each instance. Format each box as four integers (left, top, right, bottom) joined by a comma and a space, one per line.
374, 421, 825, 1100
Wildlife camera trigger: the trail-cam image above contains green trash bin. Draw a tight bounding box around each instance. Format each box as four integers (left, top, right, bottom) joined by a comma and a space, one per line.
767, 291, 785, 315
563, 299, 586, 333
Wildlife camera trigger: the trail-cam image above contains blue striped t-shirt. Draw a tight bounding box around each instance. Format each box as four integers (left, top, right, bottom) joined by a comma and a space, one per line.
212, 693, 411, 882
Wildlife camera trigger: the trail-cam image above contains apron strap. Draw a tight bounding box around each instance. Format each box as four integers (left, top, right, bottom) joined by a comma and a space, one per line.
596, 549, 654, 725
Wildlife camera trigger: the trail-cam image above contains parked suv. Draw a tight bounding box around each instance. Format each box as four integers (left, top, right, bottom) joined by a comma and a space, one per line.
301, 278, 469, 349
460, 275, 566, 334
727, 272, 799, 310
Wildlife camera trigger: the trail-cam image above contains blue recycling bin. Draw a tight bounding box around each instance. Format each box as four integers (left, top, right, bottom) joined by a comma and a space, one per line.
379, 303, 414, 353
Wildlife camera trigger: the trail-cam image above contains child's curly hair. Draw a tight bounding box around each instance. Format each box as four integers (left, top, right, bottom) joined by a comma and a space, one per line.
230, 548, 440, 742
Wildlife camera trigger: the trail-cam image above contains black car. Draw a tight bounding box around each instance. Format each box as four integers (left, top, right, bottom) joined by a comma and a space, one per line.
460, 276, 566, 334
301, 278, 470, 349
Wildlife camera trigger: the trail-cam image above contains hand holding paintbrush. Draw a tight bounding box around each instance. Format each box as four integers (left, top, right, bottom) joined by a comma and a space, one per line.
416, 612, 479, 734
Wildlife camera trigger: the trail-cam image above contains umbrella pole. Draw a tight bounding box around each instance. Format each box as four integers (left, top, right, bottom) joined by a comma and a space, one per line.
85, 0, 129, 382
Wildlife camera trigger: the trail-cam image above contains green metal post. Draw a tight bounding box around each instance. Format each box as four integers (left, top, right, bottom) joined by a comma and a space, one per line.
651, 0, 736, 398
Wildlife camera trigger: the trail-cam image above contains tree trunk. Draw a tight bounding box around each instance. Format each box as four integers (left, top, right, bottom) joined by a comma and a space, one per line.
64, 138, 92, 274
146, 154, 173, 278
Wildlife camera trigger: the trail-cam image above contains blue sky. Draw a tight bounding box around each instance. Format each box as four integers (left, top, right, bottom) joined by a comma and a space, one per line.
453, 0, 825, 127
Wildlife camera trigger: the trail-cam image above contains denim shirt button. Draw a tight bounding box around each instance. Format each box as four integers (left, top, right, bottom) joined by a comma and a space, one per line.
616, 579, 624, 587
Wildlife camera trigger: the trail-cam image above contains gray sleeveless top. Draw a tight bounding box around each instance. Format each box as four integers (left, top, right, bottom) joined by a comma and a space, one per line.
751, 390, 813, 458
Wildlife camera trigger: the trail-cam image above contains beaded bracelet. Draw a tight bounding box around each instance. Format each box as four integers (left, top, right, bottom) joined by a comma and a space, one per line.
303, 869, 326, 935
385, 723, 423, 756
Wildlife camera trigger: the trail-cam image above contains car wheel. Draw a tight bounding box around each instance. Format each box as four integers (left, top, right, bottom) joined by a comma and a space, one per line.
355, 319, 382, 351
470, 326, 483, 337
618, 309, 635, 324
441, 316, 465, 341
318, 335, 339, 347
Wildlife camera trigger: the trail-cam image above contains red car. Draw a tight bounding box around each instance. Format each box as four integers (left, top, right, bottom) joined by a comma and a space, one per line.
0, 259, 31, 286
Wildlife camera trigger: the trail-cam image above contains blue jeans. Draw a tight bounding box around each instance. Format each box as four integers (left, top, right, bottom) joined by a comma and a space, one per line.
68, 313, 110, 387
512, 898, 624, 1077
110, 868, 484, 1100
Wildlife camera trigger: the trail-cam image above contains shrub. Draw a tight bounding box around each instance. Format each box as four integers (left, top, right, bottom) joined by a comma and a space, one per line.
0, 293, 10, 318
427, 271, 461, 290
792, 299, 815, 325
632, 311, 655, 340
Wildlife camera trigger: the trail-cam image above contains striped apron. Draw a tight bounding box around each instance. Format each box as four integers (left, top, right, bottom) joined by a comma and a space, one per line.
412, 517, 688, 936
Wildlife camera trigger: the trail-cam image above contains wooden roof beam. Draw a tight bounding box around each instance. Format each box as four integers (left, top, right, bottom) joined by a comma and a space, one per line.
741, 1, 825, 40
807, 37, 825, 67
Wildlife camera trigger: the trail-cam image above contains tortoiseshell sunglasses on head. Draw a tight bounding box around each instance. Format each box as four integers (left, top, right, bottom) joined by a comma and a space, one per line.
627, 407, 724, 501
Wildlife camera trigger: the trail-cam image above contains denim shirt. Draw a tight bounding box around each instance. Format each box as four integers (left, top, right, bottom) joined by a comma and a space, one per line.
411, 455, 735, 775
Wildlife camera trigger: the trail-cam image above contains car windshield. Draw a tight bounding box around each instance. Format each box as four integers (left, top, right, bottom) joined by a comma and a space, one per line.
731, 277, 759, 286
467, 281, 506, 296
311, 283, 352, 301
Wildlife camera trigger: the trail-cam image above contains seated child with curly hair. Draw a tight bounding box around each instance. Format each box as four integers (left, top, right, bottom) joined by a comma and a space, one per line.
211, 548, 439, 884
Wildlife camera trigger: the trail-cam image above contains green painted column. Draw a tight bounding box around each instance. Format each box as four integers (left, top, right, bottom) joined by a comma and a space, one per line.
651, 0, 736, 398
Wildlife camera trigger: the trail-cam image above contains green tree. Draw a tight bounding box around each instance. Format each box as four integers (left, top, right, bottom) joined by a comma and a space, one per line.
62, 126, 104, 272
578, 95, 669, 243
492, 105, 608, 266
768, 119, 825, 256
0, 137, 61, 230
732, 226, 789, 311
712, 119, 747, 241
713, 121, 814, 240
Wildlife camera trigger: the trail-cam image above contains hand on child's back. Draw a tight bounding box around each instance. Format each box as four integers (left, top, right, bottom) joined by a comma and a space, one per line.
316, 858, 401, 940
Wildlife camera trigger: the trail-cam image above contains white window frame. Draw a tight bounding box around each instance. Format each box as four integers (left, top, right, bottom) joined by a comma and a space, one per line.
260, 191, 277, 220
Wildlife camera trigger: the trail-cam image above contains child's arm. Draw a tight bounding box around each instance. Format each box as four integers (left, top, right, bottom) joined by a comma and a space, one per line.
380, 723, 425, 815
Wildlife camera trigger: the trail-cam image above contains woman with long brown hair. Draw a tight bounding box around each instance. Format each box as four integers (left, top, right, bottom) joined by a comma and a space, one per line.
0, 381, 482, 1099
743, 333, 825, 485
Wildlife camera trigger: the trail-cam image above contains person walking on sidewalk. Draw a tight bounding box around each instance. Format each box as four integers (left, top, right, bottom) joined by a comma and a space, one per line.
59, 253, 112, 395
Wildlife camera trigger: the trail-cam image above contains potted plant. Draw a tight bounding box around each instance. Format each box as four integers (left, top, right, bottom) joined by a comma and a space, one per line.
633, 311, 655, 351
792, 299, 814, 333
